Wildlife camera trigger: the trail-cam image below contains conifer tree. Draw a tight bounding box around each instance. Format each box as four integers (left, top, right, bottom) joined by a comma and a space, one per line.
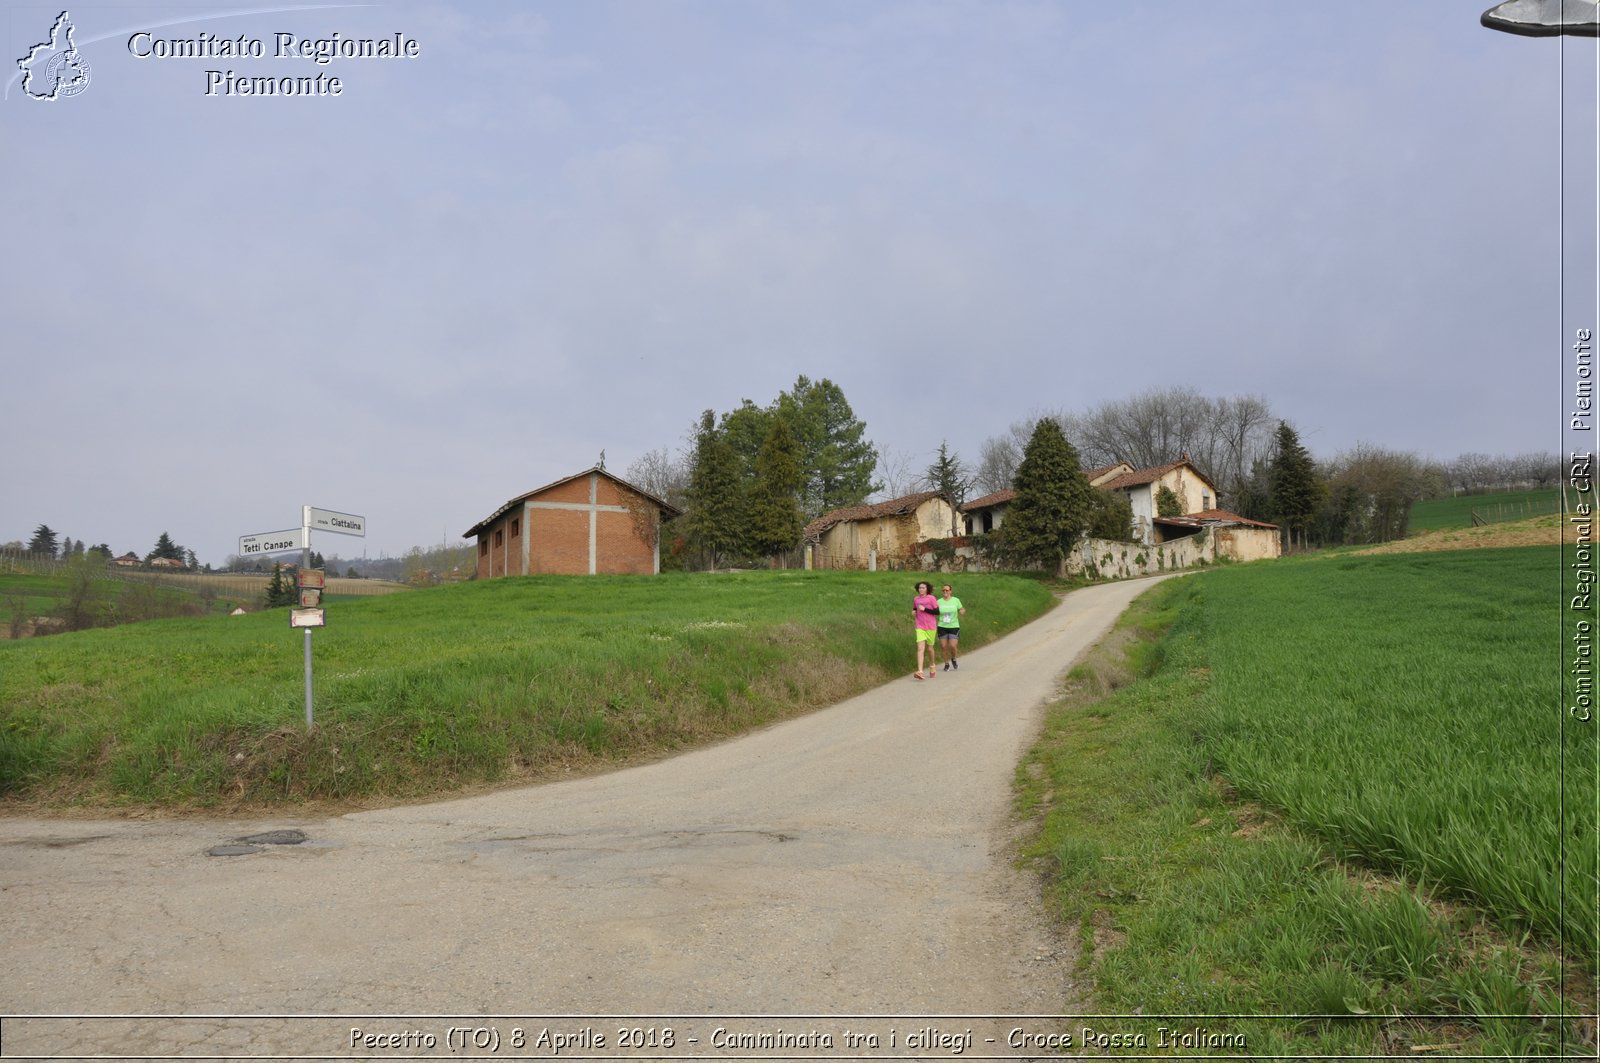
27, 524, 58, 558
925, 441, 972, 536
1001, 419, 1095, 575
683, 410, 748, 569
1268, 421, 1321, 550
747, 413, 807, 564
778, 376, 879, 515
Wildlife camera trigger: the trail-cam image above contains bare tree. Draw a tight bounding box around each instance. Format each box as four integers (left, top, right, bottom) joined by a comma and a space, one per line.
1326, 444, 1439, 543
871, 444, 922, 501
1517, 451, 1563, 488
625, 447, 690, 511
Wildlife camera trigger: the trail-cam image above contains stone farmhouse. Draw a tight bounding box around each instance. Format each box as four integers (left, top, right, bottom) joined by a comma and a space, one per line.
464, 466, 679, 578
804, 491, 955, 570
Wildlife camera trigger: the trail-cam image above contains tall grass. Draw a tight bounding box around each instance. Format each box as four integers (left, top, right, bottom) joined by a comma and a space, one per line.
1409, 488, 1560, 533
0, 570, 1052, 809
1018, 546, 1593, 1057
1194, 548, 1594, 964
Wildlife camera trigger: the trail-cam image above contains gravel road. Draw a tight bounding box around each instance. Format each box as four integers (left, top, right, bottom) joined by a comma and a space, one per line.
0, 577, 1169, 1059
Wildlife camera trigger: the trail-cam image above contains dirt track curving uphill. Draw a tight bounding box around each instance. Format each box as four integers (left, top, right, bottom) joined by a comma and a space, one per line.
0, 576, 1173, 1058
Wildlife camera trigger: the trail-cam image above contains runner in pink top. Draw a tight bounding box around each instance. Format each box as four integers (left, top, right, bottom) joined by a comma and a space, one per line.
912, 580, 939, 679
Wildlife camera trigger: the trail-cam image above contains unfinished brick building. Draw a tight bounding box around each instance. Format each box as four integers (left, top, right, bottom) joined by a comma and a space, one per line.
464, 466, 678, 578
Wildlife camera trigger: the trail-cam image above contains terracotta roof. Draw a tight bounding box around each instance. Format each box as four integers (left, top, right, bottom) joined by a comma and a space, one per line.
961, 488, 1015, 512
804, 490, 944, 539
1154, 508, 1278, 530
1098, 455, 1216, 492
463, 465, 680, 538
1083, 462, 1133, 486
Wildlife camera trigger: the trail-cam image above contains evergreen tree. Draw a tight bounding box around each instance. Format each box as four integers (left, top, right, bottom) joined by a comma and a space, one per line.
778, 376, 879, 515
747, 412, 807, 564
147, 531, 185, 563
1001, 419, 1096, 575
683, 410, 748, 569
925, 441, 972, 536
1155, 485, 1182, 518
1086, 489, 1135, 541
1268, 421, 1321, 550
263, 563, 296, 608
27, 524, 58, 558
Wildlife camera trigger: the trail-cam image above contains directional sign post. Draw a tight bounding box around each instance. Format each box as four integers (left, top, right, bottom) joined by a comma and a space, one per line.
238, 506, 366, 731
237, 528, 305, 557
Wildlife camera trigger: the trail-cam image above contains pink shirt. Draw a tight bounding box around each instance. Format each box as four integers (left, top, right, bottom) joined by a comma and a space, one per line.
913, 593, 939, 631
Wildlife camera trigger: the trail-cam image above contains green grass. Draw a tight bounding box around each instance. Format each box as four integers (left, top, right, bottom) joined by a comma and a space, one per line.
0, 569, 249, 632
1410, 488, 1561, 533
1018, 547, 1595, 1058
0, 570, 1052, 809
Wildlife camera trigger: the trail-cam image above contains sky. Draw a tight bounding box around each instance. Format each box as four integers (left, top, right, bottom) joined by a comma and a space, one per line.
3, 1, 1596, 567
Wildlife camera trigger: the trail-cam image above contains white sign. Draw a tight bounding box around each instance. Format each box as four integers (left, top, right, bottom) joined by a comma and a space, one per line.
290, 607, 326, 628
239, 528, 306, 555
305, 506, 366, 537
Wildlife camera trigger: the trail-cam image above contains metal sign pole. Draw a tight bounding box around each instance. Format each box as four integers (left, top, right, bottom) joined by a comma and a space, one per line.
302, 507, 313, 730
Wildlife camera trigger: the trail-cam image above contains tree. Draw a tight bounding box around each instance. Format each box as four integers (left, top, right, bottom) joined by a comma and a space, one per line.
146, 532, 185, 563
263, 563, 297, 608
682, 410, 748, 569
1155, 485, 1182, 518
985, 390, 1278, 510
1323, 445, 1436, 544
746, 413, 807, 564
1000, 419, 1096, 575
1086, 488, 1136, 541
625, 447, 690, 512
777, 376, 880, 515
27, 524, 58, 559
923, 441, 972, 536
1268, 422, 1321, 550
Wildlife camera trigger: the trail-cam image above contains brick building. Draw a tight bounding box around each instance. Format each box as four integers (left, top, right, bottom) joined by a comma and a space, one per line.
464, 466, 679, 578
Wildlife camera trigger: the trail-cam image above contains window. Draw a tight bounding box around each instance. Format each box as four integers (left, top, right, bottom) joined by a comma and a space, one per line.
479, 540, 488, 556
1202, 493, 1211, 511
494, 529, 503, 547
511, 518, 520, 537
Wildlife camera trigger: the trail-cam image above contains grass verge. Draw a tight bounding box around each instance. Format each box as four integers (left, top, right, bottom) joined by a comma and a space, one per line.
1017, 548, 1596, 1058
1, 570, 1052, 812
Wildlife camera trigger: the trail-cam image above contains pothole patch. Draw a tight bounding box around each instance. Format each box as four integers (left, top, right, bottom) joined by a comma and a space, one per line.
206, 844, 261, 857
237, 829, 308, 846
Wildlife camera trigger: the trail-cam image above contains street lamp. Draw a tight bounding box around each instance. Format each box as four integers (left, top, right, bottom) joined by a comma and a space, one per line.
1481, 0, 1600, 36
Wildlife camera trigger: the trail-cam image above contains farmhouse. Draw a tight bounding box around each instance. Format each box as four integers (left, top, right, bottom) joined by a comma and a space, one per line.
1095, 455, 1218, 544
805, 491, 954, 570
464, 466, 679, 578
956, 455, 1281, 572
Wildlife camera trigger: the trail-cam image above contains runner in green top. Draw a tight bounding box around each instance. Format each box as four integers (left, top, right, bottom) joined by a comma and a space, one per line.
936, 583, 965, 671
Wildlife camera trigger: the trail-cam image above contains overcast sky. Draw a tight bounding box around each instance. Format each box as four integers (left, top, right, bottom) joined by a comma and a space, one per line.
3, 1, 1595, 566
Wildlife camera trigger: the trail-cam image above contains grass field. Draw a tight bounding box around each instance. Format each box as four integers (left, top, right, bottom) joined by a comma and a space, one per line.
0, 570, 1053, 809
1018, 546, 1595, 1057
1409, 488, 1561, 533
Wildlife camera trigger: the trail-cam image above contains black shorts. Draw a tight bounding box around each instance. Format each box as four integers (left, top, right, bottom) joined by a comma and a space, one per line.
937, 627, 960, 639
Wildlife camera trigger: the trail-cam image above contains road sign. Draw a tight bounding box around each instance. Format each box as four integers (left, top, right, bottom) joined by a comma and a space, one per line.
305, 507, 366, 537
290, 608, 326, 628
239, 528, 306, 555
297, 569, 326, 589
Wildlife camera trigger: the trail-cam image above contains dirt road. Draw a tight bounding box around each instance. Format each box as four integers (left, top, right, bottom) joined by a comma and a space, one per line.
0, 577, 1169, 1058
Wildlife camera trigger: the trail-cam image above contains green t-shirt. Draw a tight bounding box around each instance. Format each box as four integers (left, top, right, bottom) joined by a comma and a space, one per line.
937, 596, 963, 628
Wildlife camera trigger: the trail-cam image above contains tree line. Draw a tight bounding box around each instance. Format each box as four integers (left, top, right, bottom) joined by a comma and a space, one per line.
7, 525, 200, 570
629, 381, 1560, 570
627, 375, 882, 569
